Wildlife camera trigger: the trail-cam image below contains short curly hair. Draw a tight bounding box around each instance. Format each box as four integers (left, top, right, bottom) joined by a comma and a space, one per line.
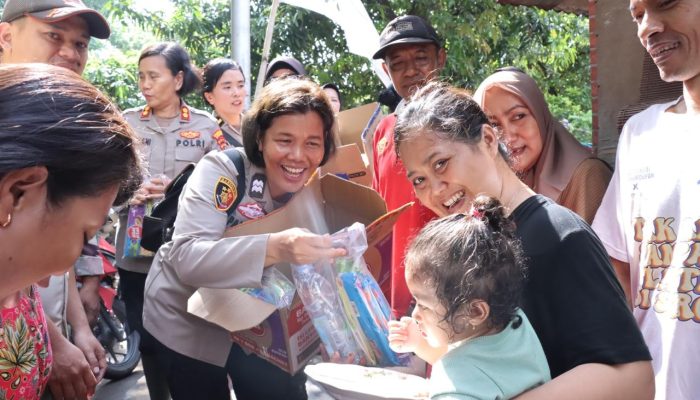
405, 195, 526, 337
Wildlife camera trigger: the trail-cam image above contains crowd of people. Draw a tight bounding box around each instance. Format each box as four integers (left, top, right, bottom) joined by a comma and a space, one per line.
0, 0, 697, 399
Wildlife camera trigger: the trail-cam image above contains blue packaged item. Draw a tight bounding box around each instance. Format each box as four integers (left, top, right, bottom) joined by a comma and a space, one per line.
293, 222, 407, 366
293, 263, 361, 362
339, 271, 405, 366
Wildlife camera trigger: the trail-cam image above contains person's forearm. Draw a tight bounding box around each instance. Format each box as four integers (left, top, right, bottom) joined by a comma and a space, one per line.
66, 269, 91, 333
47, 318, 71, 350
514, 361, 654, 400
414, 341, 447, 365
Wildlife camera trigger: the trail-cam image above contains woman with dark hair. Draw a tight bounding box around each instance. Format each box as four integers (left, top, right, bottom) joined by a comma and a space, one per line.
202, 58, 247, 147
143, 78, 343, 400
322, 83, 341, 114
393, 82, 654, 399
474, 68, 612, 224
0, 63, 141, 398
117, 42, 222, 400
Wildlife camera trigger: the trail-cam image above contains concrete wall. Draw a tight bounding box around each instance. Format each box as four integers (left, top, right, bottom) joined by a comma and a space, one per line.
590, 0, 645, 164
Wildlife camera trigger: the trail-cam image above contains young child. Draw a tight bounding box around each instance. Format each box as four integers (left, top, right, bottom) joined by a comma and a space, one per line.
388, 196, 550, 399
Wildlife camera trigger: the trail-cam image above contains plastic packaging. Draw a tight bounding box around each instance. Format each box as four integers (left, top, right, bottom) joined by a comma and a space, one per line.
123, 201, 155, 258
332, 223, 408, 366
293, 263, 360, 362
294, 222, 408, 367
241, 267, 296, 309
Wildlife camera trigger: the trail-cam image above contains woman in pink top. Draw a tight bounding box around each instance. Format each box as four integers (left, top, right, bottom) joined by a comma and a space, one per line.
0, 64, 141, 398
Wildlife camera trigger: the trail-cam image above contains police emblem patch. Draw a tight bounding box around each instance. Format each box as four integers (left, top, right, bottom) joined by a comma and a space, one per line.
214, 176, 237, 211
249, 174, 266, 199
237, 202, 266, 220
179, 130, 201, 139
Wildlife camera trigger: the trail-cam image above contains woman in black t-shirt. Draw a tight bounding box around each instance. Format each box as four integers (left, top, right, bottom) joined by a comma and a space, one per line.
393, 82, 653, 400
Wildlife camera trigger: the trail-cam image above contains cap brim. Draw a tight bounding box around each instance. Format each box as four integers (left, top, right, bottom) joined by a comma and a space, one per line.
30, 8, 110, 39
265, 59, 306, 80
372, 38, 436, 60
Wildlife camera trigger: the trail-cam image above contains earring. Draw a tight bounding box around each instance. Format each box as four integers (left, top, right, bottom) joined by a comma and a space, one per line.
1, 213, 11, 228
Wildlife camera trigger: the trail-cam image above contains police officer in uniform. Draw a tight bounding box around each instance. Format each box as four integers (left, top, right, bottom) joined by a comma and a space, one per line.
117, 42, 224, 400
143, 78, 345, 399
202, 58, 247, 147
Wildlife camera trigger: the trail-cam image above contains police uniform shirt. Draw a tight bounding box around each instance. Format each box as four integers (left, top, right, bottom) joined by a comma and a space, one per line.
218, 115, 244, 148
143, 148, 282, 367
117, 103, 225, 274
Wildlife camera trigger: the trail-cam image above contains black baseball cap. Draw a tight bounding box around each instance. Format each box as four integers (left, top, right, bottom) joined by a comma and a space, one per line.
373, 15, 441, 60
1, 0, 111, 39
264, 56, 306, 81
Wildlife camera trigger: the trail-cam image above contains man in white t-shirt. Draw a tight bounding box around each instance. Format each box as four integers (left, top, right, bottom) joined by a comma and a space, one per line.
592, 1, 700, 399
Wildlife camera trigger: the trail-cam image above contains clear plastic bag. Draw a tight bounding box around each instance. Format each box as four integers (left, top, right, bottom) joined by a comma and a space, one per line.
240, 267, 296, 309
294, 222, 408, 367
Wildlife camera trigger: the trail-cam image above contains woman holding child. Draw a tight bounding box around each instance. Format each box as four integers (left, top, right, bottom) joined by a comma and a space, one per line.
142, 78, 344, 400
389, 82, 654, 399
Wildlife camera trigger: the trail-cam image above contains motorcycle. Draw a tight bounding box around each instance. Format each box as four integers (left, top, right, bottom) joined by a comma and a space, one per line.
93, 237, 142, 380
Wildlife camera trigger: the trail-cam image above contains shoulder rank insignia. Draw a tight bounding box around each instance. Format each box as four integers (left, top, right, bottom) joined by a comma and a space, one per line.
212, 129, 228, 150
180, 106, 191, 122
214, 176, 237, 211
179, 130, 201, 139
249, 174, 266, 199
140, 106, 152, 120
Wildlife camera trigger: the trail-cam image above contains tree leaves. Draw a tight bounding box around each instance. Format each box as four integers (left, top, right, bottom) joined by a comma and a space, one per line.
83, 0, 591, 142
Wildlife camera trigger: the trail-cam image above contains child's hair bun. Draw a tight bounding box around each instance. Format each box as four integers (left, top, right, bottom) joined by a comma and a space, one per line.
470, 195, 516, 237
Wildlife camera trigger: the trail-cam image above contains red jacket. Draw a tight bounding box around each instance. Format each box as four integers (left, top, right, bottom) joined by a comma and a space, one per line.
372, 114, 436, 317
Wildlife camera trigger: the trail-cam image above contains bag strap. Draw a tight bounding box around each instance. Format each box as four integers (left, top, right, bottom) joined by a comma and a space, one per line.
223, 148, 246, 219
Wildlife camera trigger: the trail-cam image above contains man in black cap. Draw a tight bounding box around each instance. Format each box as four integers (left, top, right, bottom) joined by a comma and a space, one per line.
264, 54, 306, 83
0, 0, 110, 74
370, 15, 446, 320
0, 1, 111, 399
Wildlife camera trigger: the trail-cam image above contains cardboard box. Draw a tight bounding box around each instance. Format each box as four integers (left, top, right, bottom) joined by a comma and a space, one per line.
188, 173, 409, 374
320, 144, 371, 187
230, 296, 322, 374
337, 102, 383, 152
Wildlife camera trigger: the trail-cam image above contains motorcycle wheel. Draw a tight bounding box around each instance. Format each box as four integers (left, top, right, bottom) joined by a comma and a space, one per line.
100, 298, 142, 381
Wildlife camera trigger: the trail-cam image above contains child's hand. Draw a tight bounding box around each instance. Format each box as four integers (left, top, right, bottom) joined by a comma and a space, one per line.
388, 316, 424, 353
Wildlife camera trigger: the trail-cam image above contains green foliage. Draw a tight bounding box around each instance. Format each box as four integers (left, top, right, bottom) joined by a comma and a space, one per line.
79, 0, 591, 142
84, 50, 142, 109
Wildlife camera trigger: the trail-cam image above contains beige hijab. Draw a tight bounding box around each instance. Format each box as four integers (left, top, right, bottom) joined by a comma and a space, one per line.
474, 70, 591, 201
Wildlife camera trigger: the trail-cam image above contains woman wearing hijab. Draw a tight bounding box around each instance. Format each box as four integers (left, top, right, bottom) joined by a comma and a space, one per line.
474, 68, 611, 224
